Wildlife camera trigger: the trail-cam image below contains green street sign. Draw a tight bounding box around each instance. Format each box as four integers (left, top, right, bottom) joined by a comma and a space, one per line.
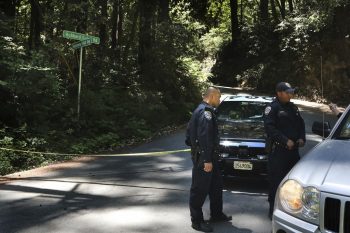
63, 30, 100, 121
63, 30, 100, 44
71, 38, 93, 49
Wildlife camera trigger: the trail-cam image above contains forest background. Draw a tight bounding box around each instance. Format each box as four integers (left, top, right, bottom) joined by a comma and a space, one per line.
0, 0, 349, 175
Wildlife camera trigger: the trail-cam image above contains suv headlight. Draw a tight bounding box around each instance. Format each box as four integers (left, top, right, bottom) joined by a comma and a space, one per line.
278, 180, 320, 224
301, 186, 320, 220
279, 180, 303, 213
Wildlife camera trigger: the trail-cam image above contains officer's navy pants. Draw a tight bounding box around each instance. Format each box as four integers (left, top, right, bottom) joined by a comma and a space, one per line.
268, 146, 300, 215
189, 161, 223, 223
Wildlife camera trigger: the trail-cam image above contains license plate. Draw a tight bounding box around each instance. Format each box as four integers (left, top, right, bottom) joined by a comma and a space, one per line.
233, 161, 253, 170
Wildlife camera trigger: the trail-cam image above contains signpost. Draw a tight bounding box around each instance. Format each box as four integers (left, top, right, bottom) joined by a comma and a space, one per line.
63, 30, 99, 121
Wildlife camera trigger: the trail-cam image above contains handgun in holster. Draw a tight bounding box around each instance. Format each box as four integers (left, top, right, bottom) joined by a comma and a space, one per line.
191, 140, 200, 164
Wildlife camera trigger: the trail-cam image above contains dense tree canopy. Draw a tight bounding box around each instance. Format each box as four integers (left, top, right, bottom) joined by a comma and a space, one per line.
0, 0, 349, 174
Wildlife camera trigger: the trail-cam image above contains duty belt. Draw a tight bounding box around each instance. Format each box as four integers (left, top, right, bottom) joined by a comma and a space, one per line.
273, 141, 299, 150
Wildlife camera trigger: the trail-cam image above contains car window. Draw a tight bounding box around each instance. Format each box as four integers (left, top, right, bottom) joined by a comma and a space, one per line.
338, 113, 350, 139
217, 101, 267, 121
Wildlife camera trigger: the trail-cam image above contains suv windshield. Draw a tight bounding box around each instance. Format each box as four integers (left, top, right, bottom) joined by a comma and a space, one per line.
217, 101, 267, 121
336, 112, 350, 140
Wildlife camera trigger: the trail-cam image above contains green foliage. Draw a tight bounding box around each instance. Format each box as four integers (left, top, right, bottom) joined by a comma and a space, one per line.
0, 126, 48, 175
171, 1, 232, 85
256, 0, 350, 100
70, 132, 120, 154
0, 0, 207, 175
211, 0, 350, 103
200, 27, 231, 57
2, 0, 349, 176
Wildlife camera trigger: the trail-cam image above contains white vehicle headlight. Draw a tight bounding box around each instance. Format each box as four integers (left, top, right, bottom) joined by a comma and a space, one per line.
220, 153, 229, 158
279, 180, 303, 213
301, 186, 320, 220
278, 180, 320, 224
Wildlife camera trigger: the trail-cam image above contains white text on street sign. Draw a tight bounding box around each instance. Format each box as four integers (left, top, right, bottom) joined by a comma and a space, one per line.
71, 39, 93, 49
63, 30, 100, 44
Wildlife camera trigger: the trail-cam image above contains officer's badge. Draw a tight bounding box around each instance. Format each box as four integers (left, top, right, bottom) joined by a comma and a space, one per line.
204, 111, 212, 120
264, 106, 271, 115
278, 110, 287, 117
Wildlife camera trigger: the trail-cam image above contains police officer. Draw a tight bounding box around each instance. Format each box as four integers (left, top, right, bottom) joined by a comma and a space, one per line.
264, 82, 306, 219
329, 103, 345, 118
186, 87, 231, 232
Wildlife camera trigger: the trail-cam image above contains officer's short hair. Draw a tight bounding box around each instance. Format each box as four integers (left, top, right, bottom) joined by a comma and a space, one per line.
203, 87, 220, 98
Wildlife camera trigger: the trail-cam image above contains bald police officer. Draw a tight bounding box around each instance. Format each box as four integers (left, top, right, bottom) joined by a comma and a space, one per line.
264, 82, 306, 219
186, 87, 231, 232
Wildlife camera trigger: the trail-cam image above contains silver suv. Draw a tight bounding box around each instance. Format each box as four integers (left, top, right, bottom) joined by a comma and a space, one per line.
272, 105, 350, 233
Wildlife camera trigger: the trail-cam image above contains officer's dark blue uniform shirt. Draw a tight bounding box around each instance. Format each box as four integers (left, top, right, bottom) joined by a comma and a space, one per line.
264, 98, 306, 146
186, 102, 219, 163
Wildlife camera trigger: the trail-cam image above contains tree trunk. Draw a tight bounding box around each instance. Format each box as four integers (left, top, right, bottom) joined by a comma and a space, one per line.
138, 0, 156, 67
212, 0, 223, 27
280, 0, 286, 19
44, 0, 54, 41
111, 1, 123, 62
117, 1, 123, 51
1, 0, 16, 18
274, 0, 285, 19
240, 0, 244, 26
123, 3, 138, 63
56, 1, 66, 36
270, 0, 279, 23
230, 0, 239, 44
76, 0, 88, 33
158, 0, 170, 22
259, 0, 269, 22
111, 0, 123, 49
111, 0, 119, 49
98, 0, 108, 47
28, 0, 43, 50
288, 0, 293, 13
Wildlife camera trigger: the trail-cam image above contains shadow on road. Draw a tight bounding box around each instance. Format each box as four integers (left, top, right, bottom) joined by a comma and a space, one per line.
0, 149, 192, 233
223, 176, 269, 195
212, 221, 253, 233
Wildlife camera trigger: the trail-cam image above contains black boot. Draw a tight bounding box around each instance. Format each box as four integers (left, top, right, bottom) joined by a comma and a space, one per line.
191, 221, 213, 232
268, 204, 273, 220
209, 213, 232, 222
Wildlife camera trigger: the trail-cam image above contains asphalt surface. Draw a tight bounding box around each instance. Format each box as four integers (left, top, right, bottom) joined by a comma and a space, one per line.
0, 101, 338, 233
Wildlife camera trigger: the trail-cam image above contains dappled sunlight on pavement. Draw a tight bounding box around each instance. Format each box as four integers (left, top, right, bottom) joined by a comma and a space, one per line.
0, 107, 330, 233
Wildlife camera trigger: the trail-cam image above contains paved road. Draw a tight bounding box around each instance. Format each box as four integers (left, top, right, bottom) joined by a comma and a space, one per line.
0, 102, 338, 233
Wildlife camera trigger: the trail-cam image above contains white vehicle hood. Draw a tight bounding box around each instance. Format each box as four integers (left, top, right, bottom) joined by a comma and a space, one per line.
288, 139, 350, 196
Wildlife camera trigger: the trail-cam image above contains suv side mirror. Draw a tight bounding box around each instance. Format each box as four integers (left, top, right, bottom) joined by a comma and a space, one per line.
312, 121, 331, 137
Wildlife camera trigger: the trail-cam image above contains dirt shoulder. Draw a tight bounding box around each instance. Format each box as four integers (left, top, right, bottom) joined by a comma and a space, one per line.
0, 156, 98, 184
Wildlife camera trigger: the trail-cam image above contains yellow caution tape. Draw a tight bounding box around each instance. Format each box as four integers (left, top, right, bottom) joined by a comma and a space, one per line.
0, 147, 190, 157
92, 148, 191, 157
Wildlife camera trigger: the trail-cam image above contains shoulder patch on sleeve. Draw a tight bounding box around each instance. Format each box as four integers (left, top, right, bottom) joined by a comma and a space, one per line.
204, 111, 212, 120
264, 106, 272, 115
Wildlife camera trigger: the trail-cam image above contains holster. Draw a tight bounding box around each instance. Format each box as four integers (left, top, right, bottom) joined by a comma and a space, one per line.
191, 145, 200, 164
272, 140, 298, 151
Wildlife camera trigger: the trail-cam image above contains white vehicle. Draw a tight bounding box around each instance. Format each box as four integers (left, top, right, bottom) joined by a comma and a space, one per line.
272, 105, 350, 233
